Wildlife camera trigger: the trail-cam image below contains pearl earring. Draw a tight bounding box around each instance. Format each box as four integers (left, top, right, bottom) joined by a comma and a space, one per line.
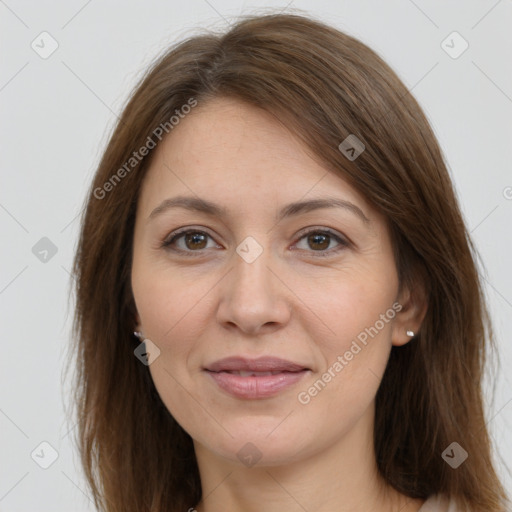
406, 330, 415, 337
133, 331, 144, 340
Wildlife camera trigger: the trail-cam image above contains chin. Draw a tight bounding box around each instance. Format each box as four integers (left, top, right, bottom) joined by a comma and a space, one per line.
193, 420, 315, 468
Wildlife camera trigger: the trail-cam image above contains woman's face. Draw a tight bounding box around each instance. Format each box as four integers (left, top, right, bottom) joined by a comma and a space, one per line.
131, 97, 415, 467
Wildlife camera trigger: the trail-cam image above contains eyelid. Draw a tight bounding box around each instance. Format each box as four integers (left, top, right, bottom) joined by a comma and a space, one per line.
294, 225, 347, 242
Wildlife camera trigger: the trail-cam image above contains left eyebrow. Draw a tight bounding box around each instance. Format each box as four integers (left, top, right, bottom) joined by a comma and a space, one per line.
148, 195, 371, 226
276, 197, 370, 225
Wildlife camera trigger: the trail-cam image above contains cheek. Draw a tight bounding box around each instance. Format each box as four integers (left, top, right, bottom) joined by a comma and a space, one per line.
300, 269, 397, 403
133, 296, 204, 435
131, 265, 214, 413
131, 262, 212, 347
305, 266, 397, 349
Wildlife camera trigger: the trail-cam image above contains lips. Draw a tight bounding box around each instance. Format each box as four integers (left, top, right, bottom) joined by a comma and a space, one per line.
204, 356, 310, 399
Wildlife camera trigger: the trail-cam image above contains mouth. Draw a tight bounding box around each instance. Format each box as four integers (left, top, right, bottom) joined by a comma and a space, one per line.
203, 356, 311, 399
204, 356, 310, 373
215, 370, 295, 376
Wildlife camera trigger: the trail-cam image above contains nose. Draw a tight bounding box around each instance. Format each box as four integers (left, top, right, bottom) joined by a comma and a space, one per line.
216, 246, 292, 335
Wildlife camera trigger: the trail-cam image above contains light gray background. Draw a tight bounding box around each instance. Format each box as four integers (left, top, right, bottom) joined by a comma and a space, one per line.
1, 0, 511, 510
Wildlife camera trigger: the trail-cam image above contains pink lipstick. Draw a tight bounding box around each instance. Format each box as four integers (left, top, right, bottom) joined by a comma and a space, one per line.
204, 356, 310, 399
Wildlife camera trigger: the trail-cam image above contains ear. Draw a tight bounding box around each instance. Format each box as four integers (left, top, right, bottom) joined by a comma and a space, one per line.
133, 311, 142, 333
391, 282, 428, 347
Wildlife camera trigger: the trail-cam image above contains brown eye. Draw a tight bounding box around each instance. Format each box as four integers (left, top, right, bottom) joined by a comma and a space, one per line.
183, 232, 208, 250
307, 232, 330, 251
162, 229, 219, 255
294, 229, 348, 257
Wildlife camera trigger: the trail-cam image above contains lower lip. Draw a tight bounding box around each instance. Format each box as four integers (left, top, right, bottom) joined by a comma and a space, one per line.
205, 370, 309, 399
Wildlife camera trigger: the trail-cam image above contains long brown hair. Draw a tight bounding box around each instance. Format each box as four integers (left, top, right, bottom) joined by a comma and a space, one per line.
66, 11, 510, 512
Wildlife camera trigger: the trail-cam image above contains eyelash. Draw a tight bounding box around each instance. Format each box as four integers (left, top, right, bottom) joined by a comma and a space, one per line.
161, 227, 349, 258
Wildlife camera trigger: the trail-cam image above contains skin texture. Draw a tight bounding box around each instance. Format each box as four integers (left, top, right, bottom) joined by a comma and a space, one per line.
131, 97, 428, 512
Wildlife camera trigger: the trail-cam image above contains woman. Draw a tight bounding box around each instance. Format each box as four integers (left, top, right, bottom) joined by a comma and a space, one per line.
68, 12, 510, 512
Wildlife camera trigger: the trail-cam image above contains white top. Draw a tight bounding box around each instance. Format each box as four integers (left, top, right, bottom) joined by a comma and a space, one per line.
418, 494, 459, 511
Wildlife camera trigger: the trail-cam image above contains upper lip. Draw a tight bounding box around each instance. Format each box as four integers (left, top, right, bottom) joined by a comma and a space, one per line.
205, 356, 310, 373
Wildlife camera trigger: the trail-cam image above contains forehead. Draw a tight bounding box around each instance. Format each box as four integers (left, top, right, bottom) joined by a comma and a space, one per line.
154, 97, 318, 178
138, 97, 377, 222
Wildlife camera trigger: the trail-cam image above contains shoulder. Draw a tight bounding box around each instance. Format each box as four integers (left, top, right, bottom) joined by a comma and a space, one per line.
418, 494, 463, 512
